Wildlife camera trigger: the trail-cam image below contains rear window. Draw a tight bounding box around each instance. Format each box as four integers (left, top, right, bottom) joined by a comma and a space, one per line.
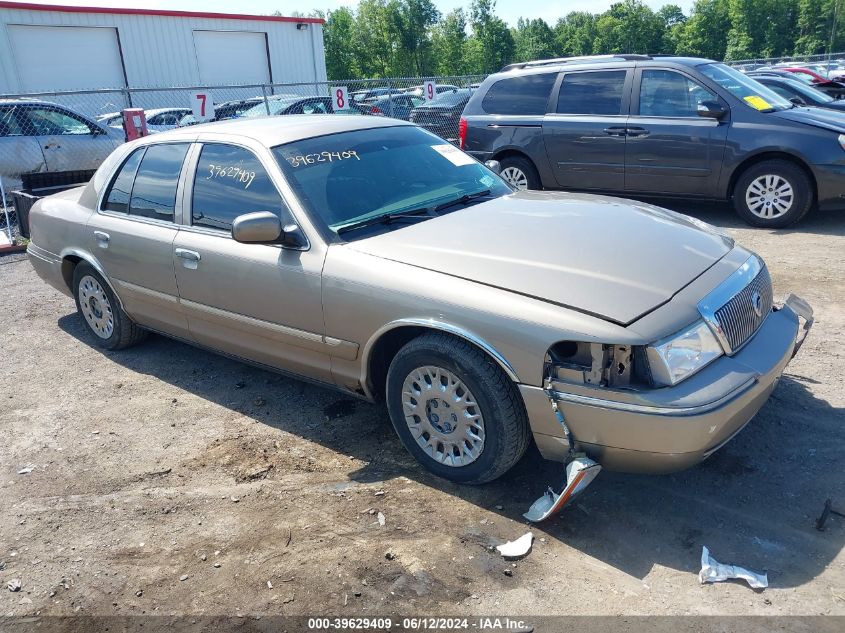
556, 70, 627, 115
481, 74, 556, 115
430, 90, 472, 107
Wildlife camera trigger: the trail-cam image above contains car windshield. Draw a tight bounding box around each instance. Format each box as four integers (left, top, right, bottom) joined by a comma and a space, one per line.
272, 125, 511, 238
785, 78, 835, 103
241, 97, 300, 118
700, 63, 793, 111
428, 90, 471, 107
789, 72, 817, 85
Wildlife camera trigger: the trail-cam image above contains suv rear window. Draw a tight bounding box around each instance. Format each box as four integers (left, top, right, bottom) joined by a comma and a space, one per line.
556, 71, 627, 115
481, 74, 556, 115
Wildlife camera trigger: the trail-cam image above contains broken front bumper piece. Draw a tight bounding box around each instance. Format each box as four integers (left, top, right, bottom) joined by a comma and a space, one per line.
524, 456, 601, 522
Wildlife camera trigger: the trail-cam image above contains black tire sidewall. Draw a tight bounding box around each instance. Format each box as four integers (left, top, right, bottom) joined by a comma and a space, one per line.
72, 263, 124, 349
733, 161, 811, 228
499, 155, 541, 190
386, 345, 508, 484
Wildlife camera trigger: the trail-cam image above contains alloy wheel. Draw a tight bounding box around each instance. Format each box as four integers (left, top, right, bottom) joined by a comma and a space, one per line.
78, 275, 114, 339
501, 166, 529, 190
400, 365, 485, 467
745, 174, 794, 219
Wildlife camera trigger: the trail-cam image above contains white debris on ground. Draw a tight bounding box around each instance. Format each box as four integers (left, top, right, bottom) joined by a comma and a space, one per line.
699, 546, 768, 589
496, 532, 534, 560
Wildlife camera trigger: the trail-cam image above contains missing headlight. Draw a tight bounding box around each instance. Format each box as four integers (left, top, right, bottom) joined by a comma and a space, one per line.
546, 342, 652, 389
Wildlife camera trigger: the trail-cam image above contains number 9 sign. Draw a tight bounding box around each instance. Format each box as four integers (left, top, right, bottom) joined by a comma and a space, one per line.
331, 86, 349, 111
423, 80, 436, 101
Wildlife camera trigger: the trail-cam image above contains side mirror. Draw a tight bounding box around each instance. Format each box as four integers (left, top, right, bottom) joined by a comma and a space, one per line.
697, 100, 728, 120
789, 96, 806, 106
484, 159, 502, 175
231, 211, 307, 249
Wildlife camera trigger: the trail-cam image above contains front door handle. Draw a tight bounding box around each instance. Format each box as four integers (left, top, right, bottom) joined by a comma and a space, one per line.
93, 231, 110, 248
603, 127, 628, 137
175, 248, 201, 262
626, 127, 650, 137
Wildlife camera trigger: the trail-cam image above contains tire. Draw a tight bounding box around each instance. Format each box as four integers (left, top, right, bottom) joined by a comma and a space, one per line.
385, 332, 530, 484
732, 160, 813, 228
72, 262, 147, 350
498, 155, 541, 191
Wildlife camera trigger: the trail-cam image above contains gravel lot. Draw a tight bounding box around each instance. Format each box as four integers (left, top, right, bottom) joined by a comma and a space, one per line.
1, 202, 843, 623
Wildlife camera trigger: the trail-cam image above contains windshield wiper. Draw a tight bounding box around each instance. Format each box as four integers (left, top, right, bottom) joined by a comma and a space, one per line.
432, 189, 492, 213
336, 207, 433, 235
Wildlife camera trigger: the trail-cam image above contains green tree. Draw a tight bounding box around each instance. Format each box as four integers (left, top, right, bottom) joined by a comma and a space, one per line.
431, 9, 469, 74
657, 4, 688, 53
395, 0, 441, 75
320, 8, 360, 79
466, 0, 516, 72
593, 0, 665, 54
354, 0, 402, 76
674, 0, 731, 59
554, 12, 598, 56
512, 17, 556, 62
795, 0, 845, 54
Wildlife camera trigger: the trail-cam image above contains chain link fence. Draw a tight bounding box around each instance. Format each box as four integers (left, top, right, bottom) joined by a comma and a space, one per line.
728, 51, 845, 75
0, 74, 487, 245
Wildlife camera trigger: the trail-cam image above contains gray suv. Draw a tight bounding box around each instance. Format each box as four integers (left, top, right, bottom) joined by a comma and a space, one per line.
460, 55, 845, 227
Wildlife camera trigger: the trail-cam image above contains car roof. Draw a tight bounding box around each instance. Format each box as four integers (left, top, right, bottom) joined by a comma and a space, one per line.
499, 54, 716, 73
146, 114, 412, 147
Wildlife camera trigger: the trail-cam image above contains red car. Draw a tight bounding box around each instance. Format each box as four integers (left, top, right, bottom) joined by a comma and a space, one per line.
782, 67, 845, 99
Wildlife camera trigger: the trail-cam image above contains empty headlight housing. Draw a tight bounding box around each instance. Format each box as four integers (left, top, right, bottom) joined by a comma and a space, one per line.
839, 134, 845, 151
646, 320, 723, 386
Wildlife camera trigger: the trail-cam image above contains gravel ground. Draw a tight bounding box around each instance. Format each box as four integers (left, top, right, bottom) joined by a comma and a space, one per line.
1, 203, 843, 623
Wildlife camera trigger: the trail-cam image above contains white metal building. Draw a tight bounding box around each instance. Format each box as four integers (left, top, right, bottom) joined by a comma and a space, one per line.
0, 1, 327, 94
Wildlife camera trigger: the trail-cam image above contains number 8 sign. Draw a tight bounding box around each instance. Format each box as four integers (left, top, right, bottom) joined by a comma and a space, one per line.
423, 80, 436, 101
331, 86, 349, 111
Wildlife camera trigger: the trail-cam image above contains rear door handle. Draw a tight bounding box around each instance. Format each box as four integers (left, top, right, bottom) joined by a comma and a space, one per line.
626, 127, 650, 137
603, 127, 628, 137
93, 231, 109, 248
175, 248, 201, 262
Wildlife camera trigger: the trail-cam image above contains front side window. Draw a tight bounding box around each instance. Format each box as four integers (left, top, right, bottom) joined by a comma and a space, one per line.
272, 125, 511, 238
639, 70, 716, 117
103, 148, 144, 213
21, 107, 95, 135
481, 73, 556, 115
698, 63, 792, 112
129, 143, 190, 222
556, 71, 627, 115
192, 144, 286, 231
0, 107, 24, 136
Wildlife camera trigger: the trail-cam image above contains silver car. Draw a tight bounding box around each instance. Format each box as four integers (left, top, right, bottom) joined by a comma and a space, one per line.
0, 99, 124, 190
26, 116, 813, 484
98, 108, 192, 134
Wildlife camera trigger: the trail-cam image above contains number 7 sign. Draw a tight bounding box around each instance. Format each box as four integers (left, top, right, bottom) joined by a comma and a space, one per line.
191, 91, 215, 122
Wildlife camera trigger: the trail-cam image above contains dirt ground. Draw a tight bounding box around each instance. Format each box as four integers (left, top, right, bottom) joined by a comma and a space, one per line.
1, 202, 844, 625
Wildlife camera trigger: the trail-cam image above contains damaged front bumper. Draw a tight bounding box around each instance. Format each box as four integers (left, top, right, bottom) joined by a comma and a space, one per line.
522, 296, 813, 473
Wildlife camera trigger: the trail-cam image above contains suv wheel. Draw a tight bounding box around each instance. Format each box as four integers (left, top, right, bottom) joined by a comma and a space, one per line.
499, 156, 541, 191
385, 333, 530, 484
733, 160, 813, 227
72, 262, 147, 350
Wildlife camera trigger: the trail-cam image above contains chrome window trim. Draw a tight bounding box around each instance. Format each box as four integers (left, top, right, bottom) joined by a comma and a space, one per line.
697, 254, 763, 354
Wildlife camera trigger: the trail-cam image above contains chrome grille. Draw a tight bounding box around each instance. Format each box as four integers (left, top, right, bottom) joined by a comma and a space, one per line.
713, 265, 773, 352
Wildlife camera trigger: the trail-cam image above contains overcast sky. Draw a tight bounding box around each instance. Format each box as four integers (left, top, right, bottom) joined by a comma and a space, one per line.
16, 0, 697, 28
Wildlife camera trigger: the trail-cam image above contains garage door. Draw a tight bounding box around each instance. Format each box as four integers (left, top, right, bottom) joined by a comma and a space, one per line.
7, 25, 126, 92
193, 30, 272, 85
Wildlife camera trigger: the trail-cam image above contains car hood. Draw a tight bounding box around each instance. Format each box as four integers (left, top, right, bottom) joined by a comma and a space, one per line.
770, 106, 845, 133
347, 191, 734, 325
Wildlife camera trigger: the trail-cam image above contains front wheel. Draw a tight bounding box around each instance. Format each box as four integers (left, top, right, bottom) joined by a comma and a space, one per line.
385, 333, 530, 484
733, 160, 813, 228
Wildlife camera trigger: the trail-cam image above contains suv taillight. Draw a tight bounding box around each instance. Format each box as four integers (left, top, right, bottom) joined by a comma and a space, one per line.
458, 117, 467, 150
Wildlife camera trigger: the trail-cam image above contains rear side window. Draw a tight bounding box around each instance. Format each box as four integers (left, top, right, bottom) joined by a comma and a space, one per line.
129, 143, 190, 222
103, 148, 144, 213
556, 71, 627, 115
192, 144, 286, 231
481, 74, 556, 115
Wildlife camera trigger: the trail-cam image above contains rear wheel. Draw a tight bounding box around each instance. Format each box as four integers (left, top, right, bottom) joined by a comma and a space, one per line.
498, 155, 541, 191
72, 262, 147, 350
385, 332, 530, 484
733, 160, 813, 227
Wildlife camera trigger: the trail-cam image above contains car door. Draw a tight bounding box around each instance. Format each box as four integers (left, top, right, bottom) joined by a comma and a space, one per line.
87, 142, 192, 336
542, 69, 632, 191
19, 105, 119, 173
624, 68, 729, 196
172, 141, 333, 383
0, 105, 46, 188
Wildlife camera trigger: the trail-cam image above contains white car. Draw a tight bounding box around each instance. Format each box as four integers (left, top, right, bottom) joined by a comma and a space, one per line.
98, 108, 192, 134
